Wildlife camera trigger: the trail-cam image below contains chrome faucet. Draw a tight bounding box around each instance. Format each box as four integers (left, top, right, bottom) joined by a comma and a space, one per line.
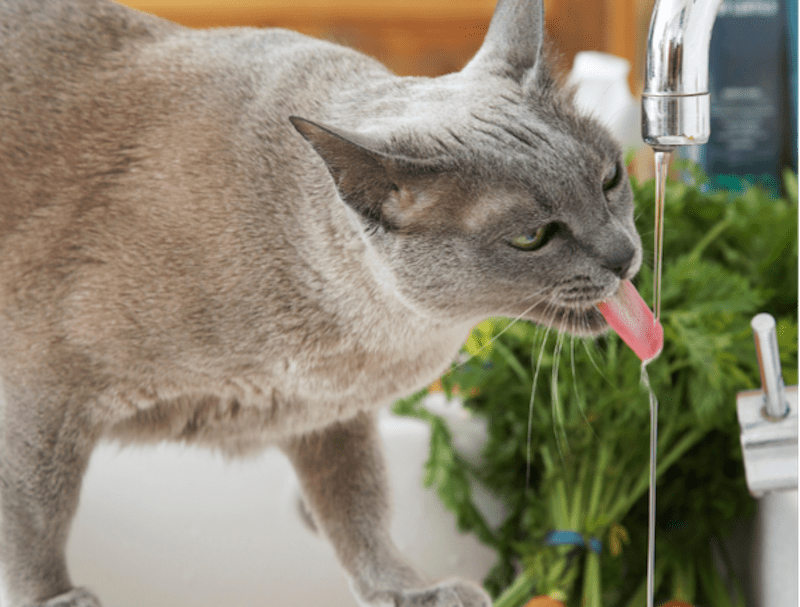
641, 0, 725, 150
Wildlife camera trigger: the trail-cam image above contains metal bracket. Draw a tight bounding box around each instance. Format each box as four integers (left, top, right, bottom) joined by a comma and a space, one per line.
737, 385, 798, 498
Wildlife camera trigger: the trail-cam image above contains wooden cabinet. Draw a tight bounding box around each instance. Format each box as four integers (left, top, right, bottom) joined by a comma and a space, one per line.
119, 0, 654, 91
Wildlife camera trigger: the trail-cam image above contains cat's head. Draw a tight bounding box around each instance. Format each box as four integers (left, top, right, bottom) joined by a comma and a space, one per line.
291, 0, 641, 336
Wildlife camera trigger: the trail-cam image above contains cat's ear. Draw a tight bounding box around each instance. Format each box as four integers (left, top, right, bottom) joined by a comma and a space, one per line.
462, 0, 544, 82
290, 116, 399, 227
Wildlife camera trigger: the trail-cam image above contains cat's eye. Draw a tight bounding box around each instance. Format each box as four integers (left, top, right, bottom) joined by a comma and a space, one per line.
510, 223, 557, 251
602, 163, 621, 192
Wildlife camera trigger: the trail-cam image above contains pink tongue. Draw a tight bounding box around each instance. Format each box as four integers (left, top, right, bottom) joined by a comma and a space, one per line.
598, 280, 663, 363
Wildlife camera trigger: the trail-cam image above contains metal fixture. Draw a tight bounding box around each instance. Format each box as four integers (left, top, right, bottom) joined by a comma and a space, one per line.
737, 314, 798, 497
641, 0, 725, 149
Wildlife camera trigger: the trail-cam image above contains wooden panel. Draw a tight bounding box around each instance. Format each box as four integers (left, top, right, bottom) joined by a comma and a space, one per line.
122, 0, 497, 23
606, 0, 655, 93
259, 18, 489, 76
118, 0, 650, 85
543, 0, 651, 92
118, 2, 493, 76
543, 0, 606, 60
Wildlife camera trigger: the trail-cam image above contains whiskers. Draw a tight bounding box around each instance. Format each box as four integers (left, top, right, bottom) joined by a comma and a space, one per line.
524, 300, 572, 488
434, 285, 606, 492
526, 318, 551, 487
551, 331, 568, 457
521, 299, 605, 490
446, 286, 552, 375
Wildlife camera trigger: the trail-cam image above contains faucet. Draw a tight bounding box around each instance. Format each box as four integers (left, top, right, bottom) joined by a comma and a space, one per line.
641, 0, 725, 150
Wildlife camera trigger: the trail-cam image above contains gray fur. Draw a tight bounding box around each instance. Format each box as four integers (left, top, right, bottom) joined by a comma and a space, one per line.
0, 0, 641, 605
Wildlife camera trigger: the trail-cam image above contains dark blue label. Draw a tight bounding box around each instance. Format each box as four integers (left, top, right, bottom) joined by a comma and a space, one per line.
688, 0, 788, 195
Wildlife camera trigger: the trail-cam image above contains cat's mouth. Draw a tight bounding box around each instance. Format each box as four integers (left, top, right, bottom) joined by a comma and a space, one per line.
514, 291, 612, 337
527, 301, 608, 337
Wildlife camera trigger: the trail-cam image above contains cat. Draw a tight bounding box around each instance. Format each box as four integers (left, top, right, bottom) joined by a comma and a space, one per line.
0, 0, 642, 605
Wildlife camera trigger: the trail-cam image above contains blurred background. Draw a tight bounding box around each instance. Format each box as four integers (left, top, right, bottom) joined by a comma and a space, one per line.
118, 0, 652, 88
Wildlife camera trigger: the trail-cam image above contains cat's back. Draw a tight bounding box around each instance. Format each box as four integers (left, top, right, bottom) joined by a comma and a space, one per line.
0, 0, 386, 143
0, 0, 178, 89
0, 0, 399, 378
0, 0, 383, 252
0, 0, 388, 222
0, 0, 175, 236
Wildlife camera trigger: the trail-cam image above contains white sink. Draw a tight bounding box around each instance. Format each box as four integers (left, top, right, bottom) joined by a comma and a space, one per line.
67, 403, 500, 607
750, 490, 798, 607
68, 395, 796, 607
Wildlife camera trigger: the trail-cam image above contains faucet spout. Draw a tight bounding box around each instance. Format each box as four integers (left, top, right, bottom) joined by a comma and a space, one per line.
641, 0, 724, 149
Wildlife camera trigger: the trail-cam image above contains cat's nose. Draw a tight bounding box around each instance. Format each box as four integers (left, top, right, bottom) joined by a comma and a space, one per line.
603, 245, 636, 279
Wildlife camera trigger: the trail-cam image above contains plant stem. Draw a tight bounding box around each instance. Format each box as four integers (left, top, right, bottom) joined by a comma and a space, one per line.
688, 215, 731, 261
494, 339, 532, 384
586, 447, 609, 526
493, 569, 536, 607
582, 551, 602, 607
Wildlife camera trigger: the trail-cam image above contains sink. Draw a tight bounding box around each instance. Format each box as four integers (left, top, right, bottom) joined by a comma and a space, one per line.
67, 406, 499, 607
750, 490, 798, 607
68, 394, 796, 607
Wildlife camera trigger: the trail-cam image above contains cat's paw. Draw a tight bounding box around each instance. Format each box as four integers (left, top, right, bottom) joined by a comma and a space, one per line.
35, 588, 103, 607
367, 578, 492, 607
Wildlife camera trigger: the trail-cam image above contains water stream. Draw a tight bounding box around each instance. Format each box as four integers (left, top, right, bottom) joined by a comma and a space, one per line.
652, 150, 671, 323
642, 365, 659, 607
645, 149, 671, 607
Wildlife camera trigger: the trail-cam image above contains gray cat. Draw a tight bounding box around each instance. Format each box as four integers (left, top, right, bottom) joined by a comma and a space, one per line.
0, 0, 641, 605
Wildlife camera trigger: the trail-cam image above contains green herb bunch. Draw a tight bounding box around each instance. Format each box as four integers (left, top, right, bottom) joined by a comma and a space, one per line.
393, 167, 798, 607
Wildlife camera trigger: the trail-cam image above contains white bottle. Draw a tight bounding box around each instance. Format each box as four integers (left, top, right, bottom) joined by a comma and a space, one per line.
568, 51, 641, 152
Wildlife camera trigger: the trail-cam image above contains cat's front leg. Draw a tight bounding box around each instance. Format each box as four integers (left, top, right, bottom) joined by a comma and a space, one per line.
282, 411, 491, 607
0, 381, 102, 607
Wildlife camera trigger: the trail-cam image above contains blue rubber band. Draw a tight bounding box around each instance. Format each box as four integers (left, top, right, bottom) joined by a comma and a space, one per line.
545, 530, 583, 547
545, 530, 602, 554
588, 537, 603, 554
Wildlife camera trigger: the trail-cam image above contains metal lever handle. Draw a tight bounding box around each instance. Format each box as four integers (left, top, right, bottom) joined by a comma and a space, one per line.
751, 313, 789, 419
